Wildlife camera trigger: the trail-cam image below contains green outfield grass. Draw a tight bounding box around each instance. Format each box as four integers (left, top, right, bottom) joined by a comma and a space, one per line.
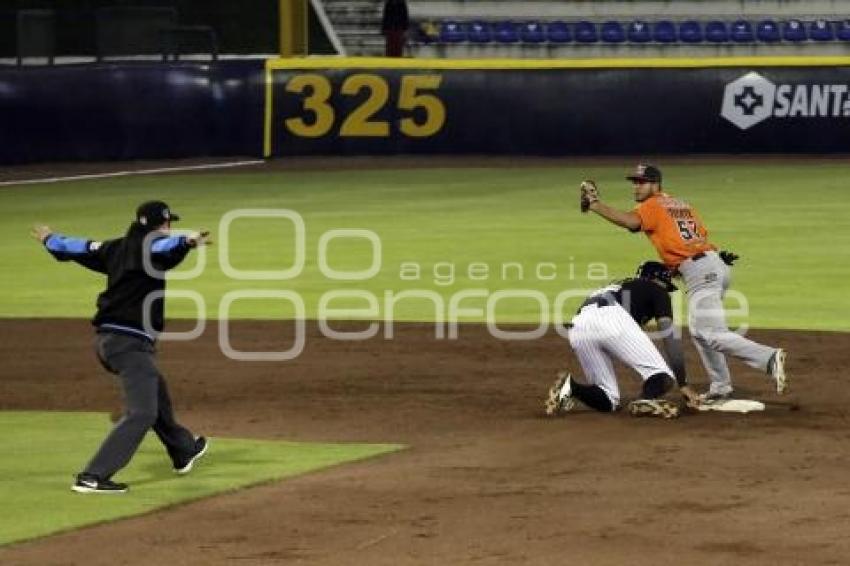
1, 161, 847, 330
0, 412, 402, 546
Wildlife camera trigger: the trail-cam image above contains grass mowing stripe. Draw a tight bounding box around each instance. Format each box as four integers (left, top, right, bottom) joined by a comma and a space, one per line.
0, 163, 847, 329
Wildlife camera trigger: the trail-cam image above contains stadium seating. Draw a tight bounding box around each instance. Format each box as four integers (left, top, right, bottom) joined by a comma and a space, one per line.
704, 21, 728, 43
809, 19, 834, 41
782, 19, 807, 41
601, 21, 626, 43
519, 21, 545, 43
545, 21, 571, 43
418, 17, 850, 49
439, 21, 465, 43
574, 21, 598, 43
467, 21, 491, 43
730, 20, 754, 42
756, 20, 781, 42
837, 20, 850, 41
627, 21, 651, 43
494, 21, 519, 43
652, 21, 677, 43
678, 21, 703, 43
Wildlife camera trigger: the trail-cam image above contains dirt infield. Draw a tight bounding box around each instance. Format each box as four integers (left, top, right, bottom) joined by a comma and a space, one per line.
1, 319, 849, 565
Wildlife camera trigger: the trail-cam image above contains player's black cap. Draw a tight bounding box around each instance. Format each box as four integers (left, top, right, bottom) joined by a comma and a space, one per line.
136, 200, 180, 227
636, 260, 677, 292
626, 163, 662, 183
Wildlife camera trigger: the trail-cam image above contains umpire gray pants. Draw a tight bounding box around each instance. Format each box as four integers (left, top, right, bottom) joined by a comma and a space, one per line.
84, 331, 196, 479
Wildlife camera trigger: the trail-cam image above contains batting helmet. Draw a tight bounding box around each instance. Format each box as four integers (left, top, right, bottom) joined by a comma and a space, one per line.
636, 261, 677, 292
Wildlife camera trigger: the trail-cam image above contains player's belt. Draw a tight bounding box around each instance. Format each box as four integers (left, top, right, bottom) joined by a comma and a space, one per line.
674, 251, 709, 275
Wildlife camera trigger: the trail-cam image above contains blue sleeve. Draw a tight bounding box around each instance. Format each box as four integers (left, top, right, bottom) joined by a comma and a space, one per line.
150, 235, 191, 270
45, 234, 91, 256
151, 235, 188, 255
43, 233, 107, 273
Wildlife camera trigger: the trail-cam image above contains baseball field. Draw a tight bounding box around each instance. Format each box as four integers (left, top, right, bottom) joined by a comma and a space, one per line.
1, 156, 849, 564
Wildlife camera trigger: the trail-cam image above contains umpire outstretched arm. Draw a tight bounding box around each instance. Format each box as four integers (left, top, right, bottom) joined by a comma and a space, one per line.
32, 226, 107, 273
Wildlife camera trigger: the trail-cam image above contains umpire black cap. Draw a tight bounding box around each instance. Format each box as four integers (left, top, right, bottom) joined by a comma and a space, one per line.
136, 200, 180, 227
636, 260, 677, 292
626, 163, 662, 183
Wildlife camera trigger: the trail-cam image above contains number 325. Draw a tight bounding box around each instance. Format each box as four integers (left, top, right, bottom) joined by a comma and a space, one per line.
284, 74, 445, 138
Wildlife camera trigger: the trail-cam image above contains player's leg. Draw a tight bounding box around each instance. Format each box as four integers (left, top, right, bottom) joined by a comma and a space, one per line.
566, 311, 620, 411
599, 306, 680, 418
151, 373, 204, 471
683, 254, 781, 393
82, 333, 161, 481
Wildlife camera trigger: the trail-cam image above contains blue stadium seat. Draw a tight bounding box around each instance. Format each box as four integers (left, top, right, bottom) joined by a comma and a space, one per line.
545, 21, 572, 43
756, 20, 781, 42
493, 21, 519, 43
653, 21, 677, 43
627, 20, 651, 43
730, 20, 754, 42
705, 21, 728, 42
519, 21, 546, 43
574, 21, 598, 43
467, 21, 492, 43
782, 19, 807, 41
439, 21, 466, 43
809, 19, 835, 41
601, 21, 625, 43
678, 20, 703, 43
837, 20, 850, 41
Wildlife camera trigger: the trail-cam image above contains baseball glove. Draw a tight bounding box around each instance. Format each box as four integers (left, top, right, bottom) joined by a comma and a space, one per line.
580, 180, 600, 213
719, 250, 739, 266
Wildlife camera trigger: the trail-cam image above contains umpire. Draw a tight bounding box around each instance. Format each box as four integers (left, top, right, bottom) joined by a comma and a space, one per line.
32, 200, 211, 494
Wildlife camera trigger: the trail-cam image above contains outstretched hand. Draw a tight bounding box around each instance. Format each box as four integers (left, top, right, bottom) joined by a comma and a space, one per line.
31, 225, 51, 244
719, 250, 739, 266
187, 230, 212, 248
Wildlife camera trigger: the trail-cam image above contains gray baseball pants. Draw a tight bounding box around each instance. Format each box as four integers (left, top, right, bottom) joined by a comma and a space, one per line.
678, 251, 777, 396
84, 331, 196, 480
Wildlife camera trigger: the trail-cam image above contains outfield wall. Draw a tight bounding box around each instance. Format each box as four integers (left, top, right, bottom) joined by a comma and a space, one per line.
4, 56, 850, 164
0, 60, 264, 164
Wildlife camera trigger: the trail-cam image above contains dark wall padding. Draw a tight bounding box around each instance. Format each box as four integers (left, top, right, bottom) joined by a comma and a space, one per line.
268, 65, 850, 156
0, 60, 264, 164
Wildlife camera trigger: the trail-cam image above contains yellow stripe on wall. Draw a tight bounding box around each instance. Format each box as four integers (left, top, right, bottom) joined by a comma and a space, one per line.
266, 55, 850, 71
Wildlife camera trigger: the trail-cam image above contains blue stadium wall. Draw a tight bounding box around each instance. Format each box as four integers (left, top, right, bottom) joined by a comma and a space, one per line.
4, 56, 850, 164
0, 60, 265, 164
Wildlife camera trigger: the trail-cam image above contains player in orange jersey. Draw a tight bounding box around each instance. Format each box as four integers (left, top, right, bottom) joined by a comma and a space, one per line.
579, 163, 788, 402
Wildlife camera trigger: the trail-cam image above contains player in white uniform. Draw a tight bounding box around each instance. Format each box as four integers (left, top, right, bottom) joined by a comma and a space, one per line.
545, 261, 699, 419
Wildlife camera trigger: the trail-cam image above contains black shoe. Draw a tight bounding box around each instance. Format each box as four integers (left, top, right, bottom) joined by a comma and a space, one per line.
174, 436, 209, 475
71, 473, 128, 494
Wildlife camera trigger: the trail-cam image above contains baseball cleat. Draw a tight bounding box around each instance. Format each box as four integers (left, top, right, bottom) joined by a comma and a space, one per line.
71, 473, 128, 494
627, 399, 680, 419
770, 349, 788, 395
698, 390, 733, 404
544, 371, 576, 416
174, 436, 209, 475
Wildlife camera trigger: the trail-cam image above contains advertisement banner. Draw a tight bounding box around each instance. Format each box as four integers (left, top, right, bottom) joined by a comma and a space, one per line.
265, 58, 850, 156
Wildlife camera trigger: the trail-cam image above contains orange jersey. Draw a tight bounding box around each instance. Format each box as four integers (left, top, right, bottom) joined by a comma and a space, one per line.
634, 192, 715, 269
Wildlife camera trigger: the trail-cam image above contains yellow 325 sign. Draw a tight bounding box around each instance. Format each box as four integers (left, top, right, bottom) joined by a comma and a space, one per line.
283, 74, 445, 138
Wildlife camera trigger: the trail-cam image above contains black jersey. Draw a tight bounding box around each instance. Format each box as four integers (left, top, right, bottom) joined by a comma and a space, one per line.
579, 278, 673, 326
44, 223, 192, 337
